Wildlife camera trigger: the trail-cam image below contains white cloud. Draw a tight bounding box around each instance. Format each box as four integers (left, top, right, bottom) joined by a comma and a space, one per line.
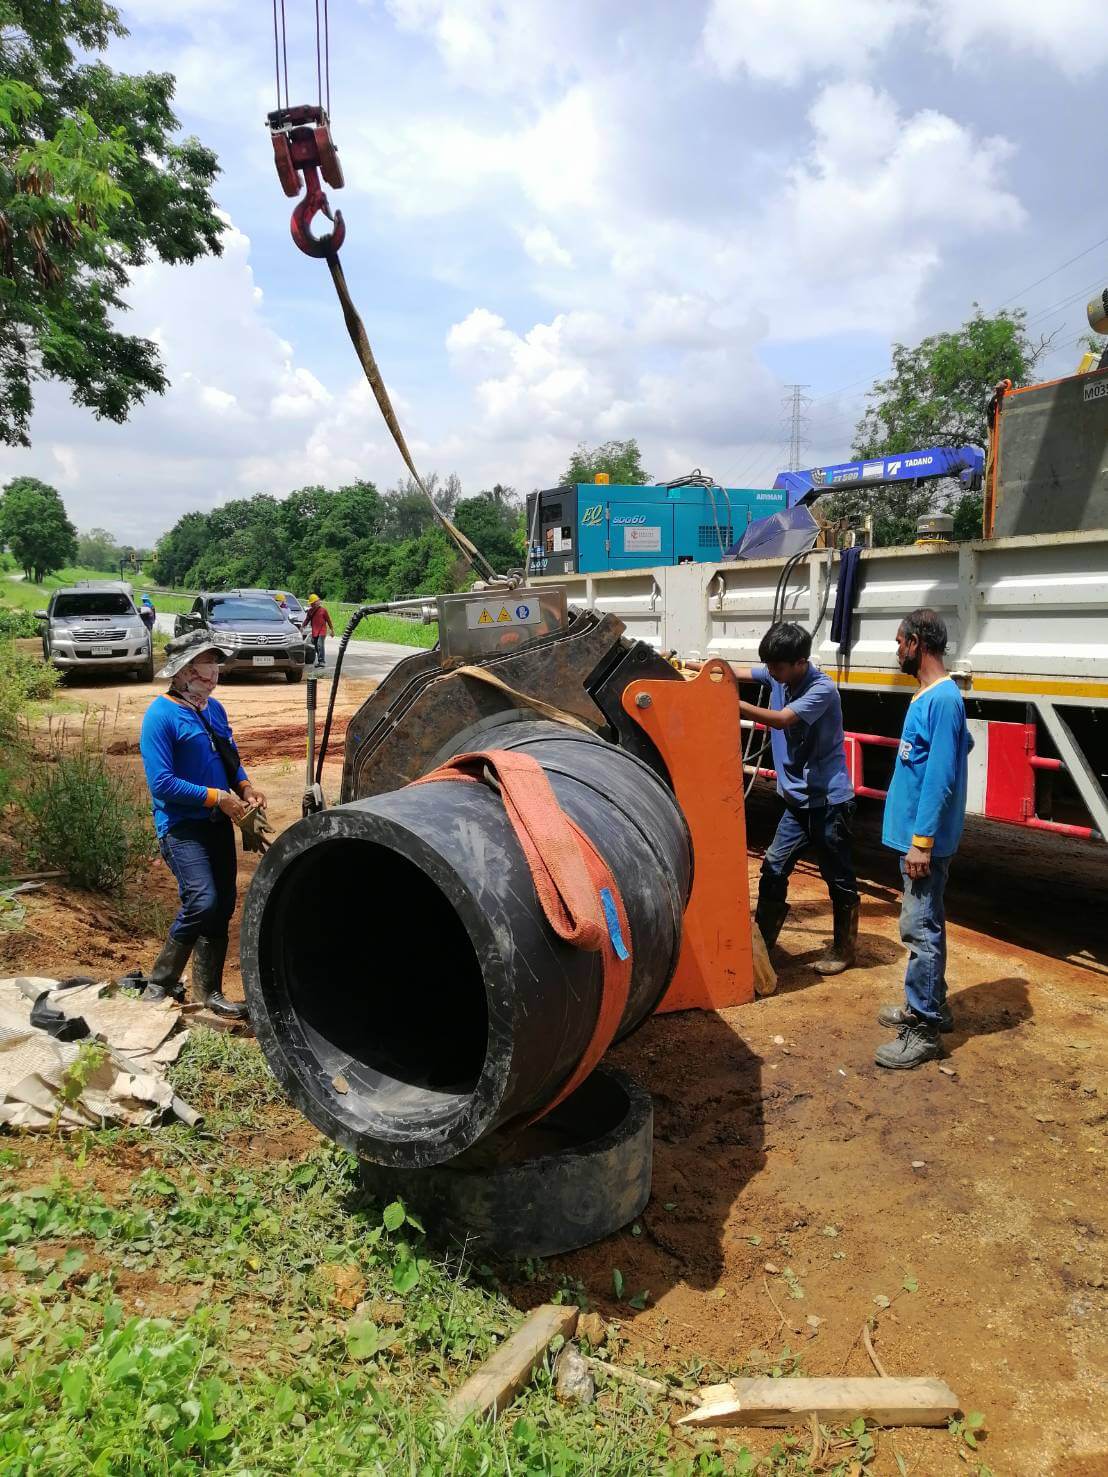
345, 85, 601, 218
703, 0, 1107, 84
519, 224, 573, 268
0, 220, 396, 542
703, 0, 920, 84
928, 0, 1108, 76
759, 83, 1026, 333
384, 0, 590, 92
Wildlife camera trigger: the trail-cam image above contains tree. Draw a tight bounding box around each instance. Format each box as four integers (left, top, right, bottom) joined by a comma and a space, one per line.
0, 1, 224, 446
561, 439, 649, 487
76, 525, 120, 570
826, 309, 1048, 546
454, 490, 524, 574
0, 475, 76, 581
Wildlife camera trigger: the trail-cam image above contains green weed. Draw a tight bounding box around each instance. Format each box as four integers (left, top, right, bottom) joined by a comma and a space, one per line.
20, 750, 156, 891
0, 643, 58, 736
0, 606, 41, 638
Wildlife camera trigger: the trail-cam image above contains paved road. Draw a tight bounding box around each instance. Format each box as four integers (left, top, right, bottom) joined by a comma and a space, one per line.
152, 614, 422, 684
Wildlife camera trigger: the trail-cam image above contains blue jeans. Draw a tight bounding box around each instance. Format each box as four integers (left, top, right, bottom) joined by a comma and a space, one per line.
899, 854, 951, 1027
160, 817, 238, 945
759, 801, 859, 909
311, 634, 326, 668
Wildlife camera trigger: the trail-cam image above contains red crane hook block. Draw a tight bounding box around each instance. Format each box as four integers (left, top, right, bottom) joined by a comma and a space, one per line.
267, 105, 346, 258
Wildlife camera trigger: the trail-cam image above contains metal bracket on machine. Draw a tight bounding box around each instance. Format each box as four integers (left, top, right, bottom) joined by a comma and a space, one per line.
339, 609, 683, 802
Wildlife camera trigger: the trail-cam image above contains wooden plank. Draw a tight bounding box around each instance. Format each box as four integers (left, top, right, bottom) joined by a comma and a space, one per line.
677, 1377, 960, 1429
446, 1304, 579, 1425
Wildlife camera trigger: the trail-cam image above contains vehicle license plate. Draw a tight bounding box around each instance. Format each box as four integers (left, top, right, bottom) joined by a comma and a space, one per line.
252, 655, 275, 667
91, 645, 112, 656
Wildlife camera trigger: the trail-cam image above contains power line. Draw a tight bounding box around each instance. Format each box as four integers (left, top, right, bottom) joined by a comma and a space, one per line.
995, 231, 1108, 312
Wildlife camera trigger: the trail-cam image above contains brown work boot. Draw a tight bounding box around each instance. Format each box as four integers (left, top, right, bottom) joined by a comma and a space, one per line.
813, 896, 859, 975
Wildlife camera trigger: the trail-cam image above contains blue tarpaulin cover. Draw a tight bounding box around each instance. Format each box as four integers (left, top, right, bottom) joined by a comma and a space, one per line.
725, 504, 820, 561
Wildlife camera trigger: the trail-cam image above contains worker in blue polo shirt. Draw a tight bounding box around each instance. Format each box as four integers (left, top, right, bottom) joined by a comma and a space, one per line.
138, 631, 265, 1019
876, 607, 971, 1069
737, 621, 859, 975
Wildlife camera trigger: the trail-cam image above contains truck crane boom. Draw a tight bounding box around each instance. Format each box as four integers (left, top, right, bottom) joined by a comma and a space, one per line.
775, 446, 985, 505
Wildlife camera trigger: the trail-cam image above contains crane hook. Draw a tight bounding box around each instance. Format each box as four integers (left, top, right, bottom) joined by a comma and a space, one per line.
267, 106, 346, 259
290, 165, 346, 258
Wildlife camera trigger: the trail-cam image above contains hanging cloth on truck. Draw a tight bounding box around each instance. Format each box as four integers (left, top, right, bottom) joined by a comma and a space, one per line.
830, 545, 863, 654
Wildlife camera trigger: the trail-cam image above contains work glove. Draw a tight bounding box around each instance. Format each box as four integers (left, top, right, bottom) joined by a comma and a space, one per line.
237, 803, 276, 854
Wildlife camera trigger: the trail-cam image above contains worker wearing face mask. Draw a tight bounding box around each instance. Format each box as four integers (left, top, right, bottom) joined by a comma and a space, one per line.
137, 632, 267, 1018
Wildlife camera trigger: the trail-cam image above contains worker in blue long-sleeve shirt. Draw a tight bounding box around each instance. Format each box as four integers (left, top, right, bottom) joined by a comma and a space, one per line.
138, 631, 265, 1018
876, 608, 972, 1069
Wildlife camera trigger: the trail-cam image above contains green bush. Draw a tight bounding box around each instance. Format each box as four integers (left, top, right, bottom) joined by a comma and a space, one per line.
21, 752, 156, 891
0, 605, 41, 638
0, 644, 58, 735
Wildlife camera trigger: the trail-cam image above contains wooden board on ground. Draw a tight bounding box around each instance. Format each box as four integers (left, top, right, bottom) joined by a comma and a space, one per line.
446, 1304, 579, 1425
678, 1377, 960, 1429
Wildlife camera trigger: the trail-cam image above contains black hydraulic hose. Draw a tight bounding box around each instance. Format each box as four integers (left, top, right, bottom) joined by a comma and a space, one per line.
314, 602, 394, 785
742, 546, 813, 797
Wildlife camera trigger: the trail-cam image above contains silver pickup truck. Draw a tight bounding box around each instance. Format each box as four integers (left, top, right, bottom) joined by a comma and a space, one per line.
37, 582, 154, 682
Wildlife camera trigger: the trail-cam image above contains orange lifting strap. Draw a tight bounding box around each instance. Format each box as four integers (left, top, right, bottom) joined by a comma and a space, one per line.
413, 748, 632, 1120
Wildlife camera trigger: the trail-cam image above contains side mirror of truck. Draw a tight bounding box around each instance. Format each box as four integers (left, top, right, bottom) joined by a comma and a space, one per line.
34, 610, 48, 621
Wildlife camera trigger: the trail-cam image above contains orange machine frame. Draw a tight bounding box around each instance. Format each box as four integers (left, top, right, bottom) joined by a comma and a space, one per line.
622, 659, 754, 1012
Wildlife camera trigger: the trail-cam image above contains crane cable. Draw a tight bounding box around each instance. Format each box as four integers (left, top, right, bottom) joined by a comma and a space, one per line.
324, 253, 502, 585
269, 1, 505, 587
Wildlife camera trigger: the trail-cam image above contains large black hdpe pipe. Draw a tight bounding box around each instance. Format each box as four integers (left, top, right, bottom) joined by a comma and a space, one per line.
241, 719, 691, 1169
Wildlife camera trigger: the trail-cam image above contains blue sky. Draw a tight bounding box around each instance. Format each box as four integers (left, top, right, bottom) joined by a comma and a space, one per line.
2, 0, 1106, 543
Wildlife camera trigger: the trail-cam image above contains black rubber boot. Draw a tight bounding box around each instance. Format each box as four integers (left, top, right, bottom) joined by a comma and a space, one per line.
755, 897, 790, 951
191, 935, 248, 1020
813, 895, 859, 976
140, 937, 193, 1003
877, 1001, 954, 1033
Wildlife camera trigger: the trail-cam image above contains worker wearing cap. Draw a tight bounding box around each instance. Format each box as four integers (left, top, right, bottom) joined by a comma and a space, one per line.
876, 608, 971, 1069
139, 593, 156, 632
302, 593, 335, 670
138, 631, 266, 1018
735, 621, 859, 974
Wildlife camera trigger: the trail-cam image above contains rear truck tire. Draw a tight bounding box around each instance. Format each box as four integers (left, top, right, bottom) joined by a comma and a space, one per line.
285, 667, 303, 684
357, 1065, 653, 1258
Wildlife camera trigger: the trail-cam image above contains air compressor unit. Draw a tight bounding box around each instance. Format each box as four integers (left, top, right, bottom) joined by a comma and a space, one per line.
526, 482, 787, 575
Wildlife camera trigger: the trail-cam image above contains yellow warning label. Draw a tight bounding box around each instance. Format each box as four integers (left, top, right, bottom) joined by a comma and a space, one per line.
477, 608, 493, 625
497, 606, 512, 623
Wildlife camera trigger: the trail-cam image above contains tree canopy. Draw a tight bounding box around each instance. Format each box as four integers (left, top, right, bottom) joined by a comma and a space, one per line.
852, 309, 1042, 456
561, 439, 649, 487
825, 309, 1046, 546
0, 474, 76, 580
0, 0, 224, 445
150, 478, 525, 600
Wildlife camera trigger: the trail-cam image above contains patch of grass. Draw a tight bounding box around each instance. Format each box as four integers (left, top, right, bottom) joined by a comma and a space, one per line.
0, 1045, 912, 1477
20, 750, 157, 891
0, 1145, 683, 1474
168, 1029, 289, 1133
329, 603, 438, 649
148, 590, 194, 618
0, 567, 137, 614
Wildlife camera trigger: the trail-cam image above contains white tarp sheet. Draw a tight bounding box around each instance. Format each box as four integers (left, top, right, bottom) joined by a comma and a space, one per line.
0, 976, 195, 1130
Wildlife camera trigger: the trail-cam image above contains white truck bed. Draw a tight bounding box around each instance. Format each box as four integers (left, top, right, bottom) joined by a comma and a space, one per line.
537, 528, 1108, 709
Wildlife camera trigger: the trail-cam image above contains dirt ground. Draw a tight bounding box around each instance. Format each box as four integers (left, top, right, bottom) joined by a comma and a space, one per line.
4, 672, 1106, 1476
